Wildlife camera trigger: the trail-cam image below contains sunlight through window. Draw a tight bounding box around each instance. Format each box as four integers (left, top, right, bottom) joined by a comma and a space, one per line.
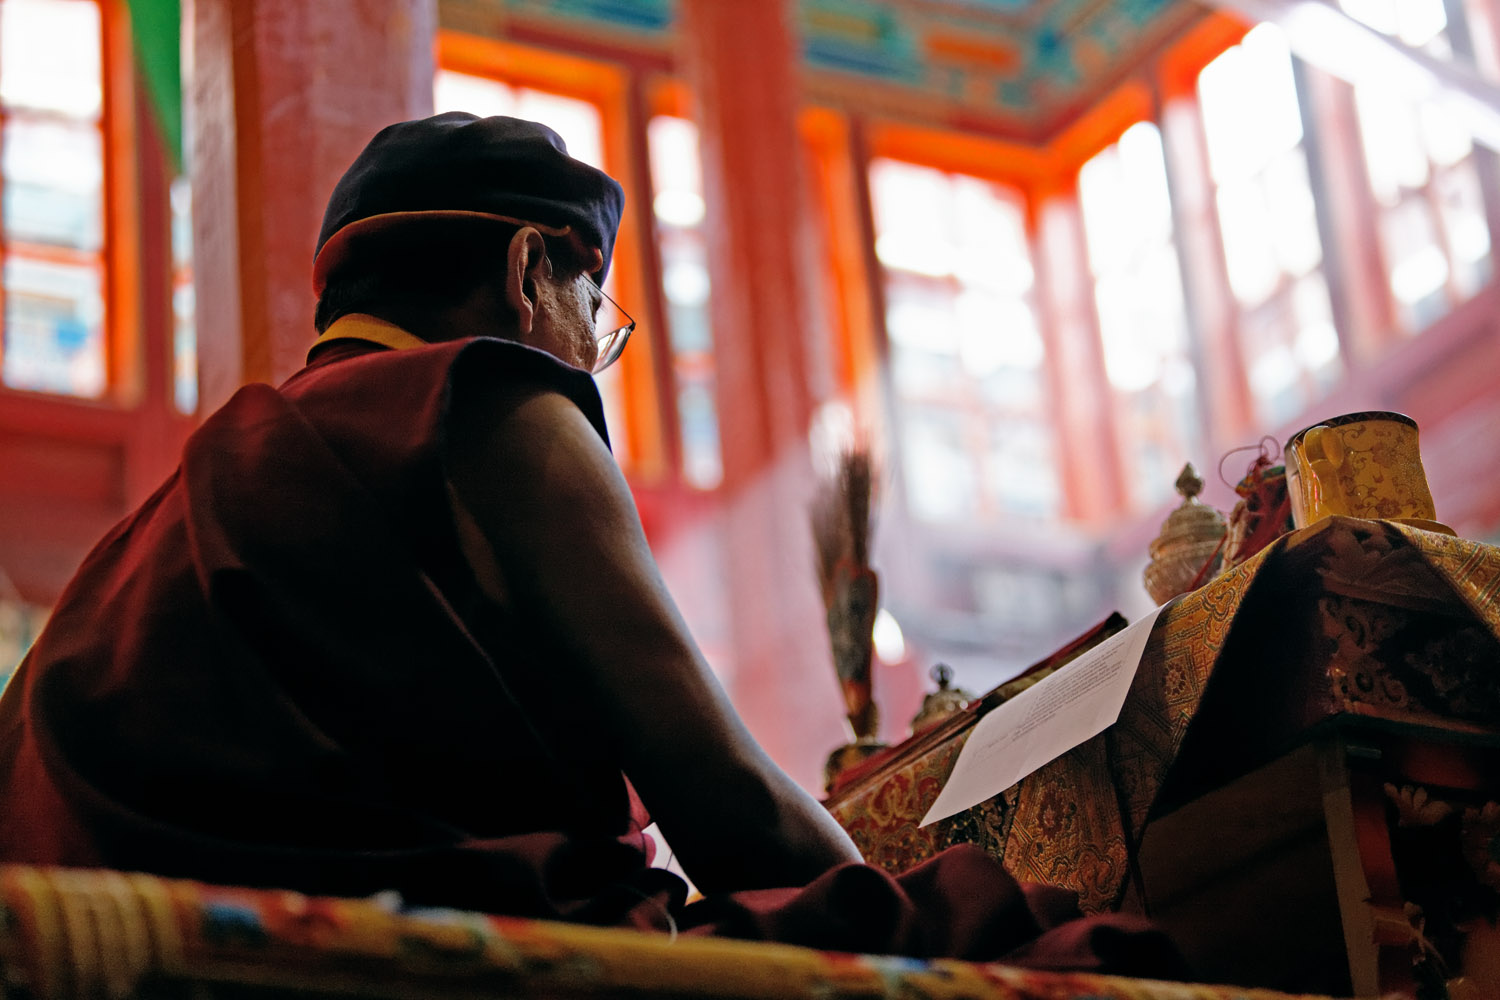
434, 71, 604, 168
1079, 122, 1199, 508
870, 158, 1058, 522
1199, 25, 1340, 424
649, 115, 722, 491
0, 0, 108, 398
1342, 0, 1491, 330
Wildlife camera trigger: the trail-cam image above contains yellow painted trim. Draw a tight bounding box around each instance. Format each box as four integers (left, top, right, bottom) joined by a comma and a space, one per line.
310, 314, 430, 356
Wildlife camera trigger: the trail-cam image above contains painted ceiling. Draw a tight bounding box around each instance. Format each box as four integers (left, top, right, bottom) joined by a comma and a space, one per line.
475, 0, 1214, 141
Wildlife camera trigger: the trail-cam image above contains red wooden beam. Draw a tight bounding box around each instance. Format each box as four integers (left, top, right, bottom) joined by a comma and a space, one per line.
188, 0, 437, 410
679, 0, 847, 790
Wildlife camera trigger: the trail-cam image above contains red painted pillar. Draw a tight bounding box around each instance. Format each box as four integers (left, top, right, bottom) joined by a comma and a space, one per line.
680, 0, 824, 476
186, 0, 435, 409
679, 0, 847, 790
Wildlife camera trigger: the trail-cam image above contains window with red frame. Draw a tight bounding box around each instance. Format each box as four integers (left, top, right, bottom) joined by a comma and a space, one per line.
646, 114, 722, 491
0, 0, 108, 398
868, 157, 1060, 522
1078, 121, 1201, 508
1197, 24, 1342, 426
1341, 0, 1493, 332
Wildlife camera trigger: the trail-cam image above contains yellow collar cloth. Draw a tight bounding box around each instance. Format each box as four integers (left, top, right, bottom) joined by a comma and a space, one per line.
308, 314, 429, 360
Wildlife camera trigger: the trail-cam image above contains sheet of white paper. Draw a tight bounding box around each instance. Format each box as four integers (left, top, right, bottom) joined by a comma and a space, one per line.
919, 604, 1168, 827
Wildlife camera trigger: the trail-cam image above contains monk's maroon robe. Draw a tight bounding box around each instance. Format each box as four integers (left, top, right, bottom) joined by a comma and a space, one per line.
0, 330, 1183, 974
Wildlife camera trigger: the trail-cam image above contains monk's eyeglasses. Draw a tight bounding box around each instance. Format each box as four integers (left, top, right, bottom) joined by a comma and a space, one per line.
586, 276, 635, 375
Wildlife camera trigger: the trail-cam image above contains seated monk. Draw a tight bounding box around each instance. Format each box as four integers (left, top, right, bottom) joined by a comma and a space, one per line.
0, 113, 1182, 976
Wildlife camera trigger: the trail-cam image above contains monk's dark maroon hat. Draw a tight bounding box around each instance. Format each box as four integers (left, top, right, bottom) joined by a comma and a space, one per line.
313, 112, 624, 293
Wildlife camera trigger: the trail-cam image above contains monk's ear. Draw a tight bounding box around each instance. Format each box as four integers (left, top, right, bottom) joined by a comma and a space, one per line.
503, 227, 551, 334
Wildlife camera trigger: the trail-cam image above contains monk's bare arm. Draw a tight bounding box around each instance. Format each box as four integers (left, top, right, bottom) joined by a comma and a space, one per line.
446, 385, 861, 892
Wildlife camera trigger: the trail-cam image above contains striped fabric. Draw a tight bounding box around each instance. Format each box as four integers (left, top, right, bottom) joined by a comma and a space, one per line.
0, 865, 1341, 1000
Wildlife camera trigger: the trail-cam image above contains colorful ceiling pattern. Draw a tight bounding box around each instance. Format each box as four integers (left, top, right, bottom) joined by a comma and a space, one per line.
801, 0, 1203, 134
484, 0, 1213, 140
501, 0, 675, 33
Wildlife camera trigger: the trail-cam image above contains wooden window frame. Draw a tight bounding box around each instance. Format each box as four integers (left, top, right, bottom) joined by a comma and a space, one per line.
798, 107, 882, 429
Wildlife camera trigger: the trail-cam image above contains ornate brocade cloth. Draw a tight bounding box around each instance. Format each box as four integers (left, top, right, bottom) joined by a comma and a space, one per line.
826, 518, 1500, 914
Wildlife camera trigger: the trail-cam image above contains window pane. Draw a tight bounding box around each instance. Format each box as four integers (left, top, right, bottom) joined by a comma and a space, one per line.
513, 90, 603, 168
678, 378, 722, 490
871, 159, 957, 276
902, 407, 978, 521
433, 70, 604, 168
1341, 0, 1447, 47
1198, 25, 1303, 184
1293, 274, 1340, 380
2, 255, 105, 396
886, 276, 959, 355
434, 70, 516, 119
649, 115, 722, 490
661, 229, 712, 353
1438, 165, 1491, 292
1079, 122, 1173, 274
1199, 24, 1341, 424
1215, 179, 1278, 305
1396, 0, 1448, 46
0, 0, 101, 119
0, 0, 109, 399
960, 292, 1042, 378
648, 116, 706, 226
1243, 316, 1302, 424
1079, 123, 1199, 507
171, 176, 196, 413
1265, 148, 1322, 277
985, 420, 1059, 518
1355, 86, 1431, 203
173, 279, 196, 411
1384, 200, 1447, 305
952, 176, 1032, 294
1345, 3, 1491, 333
3, 118, 103, 251
870, 157, 1058, 522
1339, 0, 1398, 35
1419, 100, 1473, 168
